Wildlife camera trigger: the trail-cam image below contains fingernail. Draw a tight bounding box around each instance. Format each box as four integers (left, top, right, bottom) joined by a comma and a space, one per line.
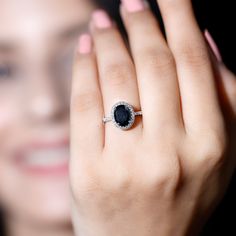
92, 10, 112, 29
78, 33, 92, 54
204, 29, 222, 62
121, 0, 145, 13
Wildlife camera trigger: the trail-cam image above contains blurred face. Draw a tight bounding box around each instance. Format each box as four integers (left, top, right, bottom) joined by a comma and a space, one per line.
0, 0, 95, 229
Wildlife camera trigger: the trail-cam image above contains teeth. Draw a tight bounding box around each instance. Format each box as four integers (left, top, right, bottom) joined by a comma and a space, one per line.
23, 147, 69, 167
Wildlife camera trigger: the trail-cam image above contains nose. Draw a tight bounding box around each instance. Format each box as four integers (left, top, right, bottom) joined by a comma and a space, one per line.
26, 71, 69, 124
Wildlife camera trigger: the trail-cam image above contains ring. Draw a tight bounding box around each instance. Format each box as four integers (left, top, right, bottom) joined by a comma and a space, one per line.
102, 101, 142, 130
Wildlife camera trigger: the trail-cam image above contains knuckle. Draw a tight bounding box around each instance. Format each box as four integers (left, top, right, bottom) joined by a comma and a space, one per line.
71, 91, 100, 113
142, 155, 182, 194
100, 162, 132, 192
158, 0, 186, 15
141, 49, 175, 74
71, 167, 100, 200
102, 62, 135, 87
127, 10, 158, 31
198, 131, 227, 168
108, 173, 132, 193
176, 43, 210, 67
95, 29, 122, 50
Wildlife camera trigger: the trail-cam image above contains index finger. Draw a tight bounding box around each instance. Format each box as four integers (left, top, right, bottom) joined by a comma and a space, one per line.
71, 34, 104, 158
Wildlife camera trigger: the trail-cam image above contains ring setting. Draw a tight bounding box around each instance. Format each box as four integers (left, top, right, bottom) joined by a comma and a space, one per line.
103, 101, 142, 130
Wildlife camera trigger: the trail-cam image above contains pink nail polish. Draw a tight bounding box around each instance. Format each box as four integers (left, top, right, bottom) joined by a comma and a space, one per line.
204, 29, 222, 62
121, 0, 145, 12
92, 10, 112, 29
78, 34, 92, 54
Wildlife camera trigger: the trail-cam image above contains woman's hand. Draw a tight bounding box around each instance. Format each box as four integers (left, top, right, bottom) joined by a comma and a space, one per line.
70, 0, 236, 235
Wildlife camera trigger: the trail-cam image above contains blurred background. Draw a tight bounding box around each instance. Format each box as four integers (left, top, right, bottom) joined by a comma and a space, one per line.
0, 0, 235, 236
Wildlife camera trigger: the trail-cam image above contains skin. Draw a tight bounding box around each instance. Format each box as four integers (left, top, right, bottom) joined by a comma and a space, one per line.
71, 0, 236, 235
0, 0, 235, 235
0, 0, 95, 236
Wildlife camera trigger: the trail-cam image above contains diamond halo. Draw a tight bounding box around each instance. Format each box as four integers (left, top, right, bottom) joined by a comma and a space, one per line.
103, 101, 142, 130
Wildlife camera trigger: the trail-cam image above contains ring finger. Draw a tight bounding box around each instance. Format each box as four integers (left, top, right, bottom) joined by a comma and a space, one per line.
90, 10, 142, 147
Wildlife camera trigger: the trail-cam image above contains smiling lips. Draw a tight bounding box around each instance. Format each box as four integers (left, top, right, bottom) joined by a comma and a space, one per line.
14, 139, 69, 176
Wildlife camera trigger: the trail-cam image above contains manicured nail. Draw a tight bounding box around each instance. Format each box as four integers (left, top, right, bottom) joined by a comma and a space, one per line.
92, 10, 112, 29
121, 0, 145, 13
204, 29, 222, 62
78, 34, 92, 54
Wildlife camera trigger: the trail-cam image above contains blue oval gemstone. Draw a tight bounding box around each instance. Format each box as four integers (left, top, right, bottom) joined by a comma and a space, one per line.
114, 105, 131, 127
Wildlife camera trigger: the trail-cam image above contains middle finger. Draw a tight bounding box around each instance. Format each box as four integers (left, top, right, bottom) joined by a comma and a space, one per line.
120, 0, 183, 136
